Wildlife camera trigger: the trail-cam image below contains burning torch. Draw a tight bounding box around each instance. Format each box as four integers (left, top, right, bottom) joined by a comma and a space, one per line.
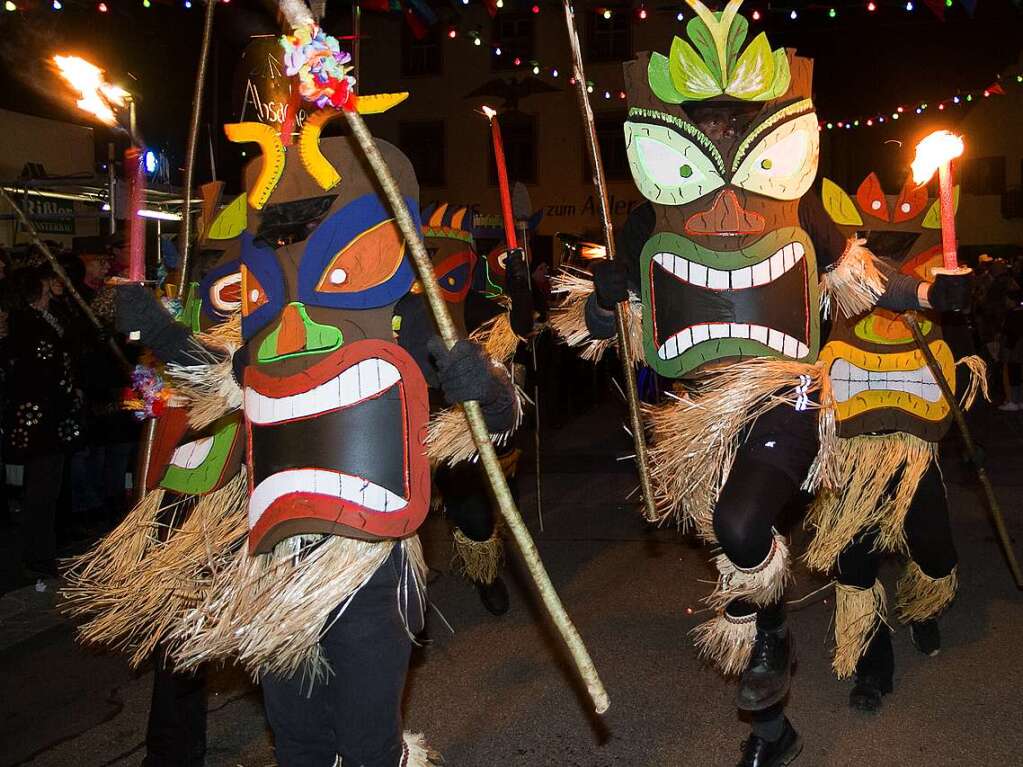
911, 130, 965, 274
903, 130, 1022, 588
52, 54, 146, 286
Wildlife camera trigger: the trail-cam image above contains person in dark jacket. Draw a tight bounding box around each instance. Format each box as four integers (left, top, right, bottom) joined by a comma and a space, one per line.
2, 261, 83, 576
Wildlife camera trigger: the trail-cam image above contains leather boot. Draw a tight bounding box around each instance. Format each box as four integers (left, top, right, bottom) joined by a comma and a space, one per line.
736, 718, 802, 767
476, 575, 510, 616
849, 625, 894, 713
736, 622, 793, 711
910, 619, 941, 657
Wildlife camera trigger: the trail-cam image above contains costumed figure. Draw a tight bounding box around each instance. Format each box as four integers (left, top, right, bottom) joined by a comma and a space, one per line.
551, 1, 971, 763
64, 24, 519, 767
804, 174, 986, 713
398, 202, 529, 615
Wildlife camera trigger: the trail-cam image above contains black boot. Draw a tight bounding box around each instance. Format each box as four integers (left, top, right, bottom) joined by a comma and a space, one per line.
737, 718, 802, 767
737, 611, 793, 712
476, 575, 510, 616
849, 625, 894, 714
909, 619, 941, 657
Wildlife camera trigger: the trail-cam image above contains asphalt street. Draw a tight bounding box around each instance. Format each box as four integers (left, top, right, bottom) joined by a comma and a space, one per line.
2, 395, 1022, 767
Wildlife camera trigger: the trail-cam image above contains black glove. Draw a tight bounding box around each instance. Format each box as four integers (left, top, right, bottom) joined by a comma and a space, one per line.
427, 336, 516, 433
591, 259, 628, 310
928, 269, 973, 312
114, 284, 195, 365
504, 248, 528, 285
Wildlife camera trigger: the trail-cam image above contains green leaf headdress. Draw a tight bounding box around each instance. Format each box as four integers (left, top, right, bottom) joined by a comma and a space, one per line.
648, 0, 791, 104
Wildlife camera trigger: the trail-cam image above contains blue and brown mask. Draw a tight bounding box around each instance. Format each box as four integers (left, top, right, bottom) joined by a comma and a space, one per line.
819, 173, 959, 440
420, 202, 477, 338
623, 0, 820, 378
224, 111, 431, 554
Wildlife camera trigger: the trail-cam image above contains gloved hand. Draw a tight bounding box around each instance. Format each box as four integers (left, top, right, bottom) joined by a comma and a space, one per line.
927, 269, 973, 312
591, 259, 628, 310
114, 284, 194, 365
427, 336, 516, 433
504, 248, 528, 286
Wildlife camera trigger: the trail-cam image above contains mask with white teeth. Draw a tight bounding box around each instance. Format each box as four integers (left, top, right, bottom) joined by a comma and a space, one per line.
623, 0, 820, 378
227, 117, 431, 555
819, 173, 958, 440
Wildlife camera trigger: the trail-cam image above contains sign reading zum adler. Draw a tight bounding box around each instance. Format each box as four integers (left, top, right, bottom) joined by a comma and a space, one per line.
22, 197, 76, 235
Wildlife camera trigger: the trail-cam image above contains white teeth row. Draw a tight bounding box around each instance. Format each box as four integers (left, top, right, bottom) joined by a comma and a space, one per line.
169, 436, 215, 469
829, 358, 941, 403
249, 468, 408, 528
653, 243, 805, 291
245, 359, 401, 425
657, 323, 809, 360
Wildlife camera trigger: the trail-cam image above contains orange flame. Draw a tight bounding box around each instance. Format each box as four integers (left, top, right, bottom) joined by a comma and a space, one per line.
911, 130, 965, 185
52, 55, 128, 126
481, 105, 497, 120
579, 243, 607, 260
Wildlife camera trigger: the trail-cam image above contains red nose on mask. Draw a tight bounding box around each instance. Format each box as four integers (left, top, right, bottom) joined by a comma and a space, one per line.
685, 189, 766, 237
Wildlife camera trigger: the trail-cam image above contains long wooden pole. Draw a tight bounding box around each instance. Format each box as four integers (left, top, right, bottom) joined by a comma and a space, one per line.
561, 0, 656, 521
904, 313, 1023, 589
341, 108, 609, 714
176, 0, 218, 295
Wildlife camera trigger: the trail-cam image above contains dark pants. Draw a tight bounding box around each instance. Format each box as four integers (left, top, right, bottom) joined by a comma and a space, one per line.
144, 656, 207, 767
712, 403, 818, 741
435, 460, 496, 543
261, 545, 425, 767
21, 453, 65, 568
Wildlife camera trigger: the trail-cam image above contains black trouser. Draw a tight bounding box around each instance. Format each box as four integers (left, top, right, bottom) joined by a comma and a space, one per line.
834, 463, 957, 684
435, 460, 495, 543
144, 654, 207, 767
712, 403, 818, 741
20, 452, 65, 568
261, 546, 425, 767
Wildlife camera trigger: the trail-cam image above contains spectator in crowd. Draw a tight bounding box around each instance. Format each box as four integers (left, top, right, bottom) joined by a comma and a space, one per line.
2, 260, 83, 577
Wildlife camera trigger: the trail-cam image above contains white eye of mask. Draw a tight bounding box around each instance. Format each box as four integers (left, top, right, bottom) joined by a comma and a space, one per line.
625, 121, 725, 206
732, 113, 820, 201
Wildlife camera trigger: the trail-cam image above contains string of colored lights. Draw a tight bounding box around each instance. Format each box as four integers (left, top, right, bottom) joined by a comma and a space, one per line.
6, 0, 1015, 131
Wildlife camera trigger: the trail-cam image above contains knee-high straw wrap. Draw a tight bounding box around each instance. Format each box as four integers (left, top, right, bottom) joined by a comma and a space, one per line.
707, 532, 792, 610
644, 357, 837, 537
896, 561, 958, 623
833, 580, 887, 679
691, 609, 757, 677
451, 528, 504, 585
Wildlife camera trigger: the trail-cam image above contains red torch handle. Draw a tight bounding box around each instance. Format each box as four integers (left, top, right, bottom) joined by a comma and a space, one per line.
489, 116, 518, 250
937, 160, 958, 271
125, 147, 146, 282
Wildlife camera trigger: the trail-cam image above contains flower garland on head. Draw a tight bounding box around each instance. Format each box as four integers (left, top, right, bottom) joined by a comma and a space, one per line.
281, 25, 357, 110
123, 363, 172, 420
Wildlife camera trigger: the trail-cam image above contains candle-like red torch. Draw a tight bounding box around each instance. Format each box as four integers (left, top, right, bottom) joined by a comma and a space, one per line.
911, 130, 965, 271
482, 105, 518, 251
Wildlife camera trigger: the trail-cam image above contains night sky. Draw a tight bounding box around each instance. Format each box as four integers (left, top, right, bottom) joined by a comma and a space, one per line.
0, 0, 1020, 190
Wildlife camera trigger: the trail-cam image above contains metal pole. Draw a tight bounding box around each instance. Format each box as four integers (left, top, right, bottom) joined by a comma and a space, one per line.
904, 312, 1022, 589
561, 0, 656, 521
531, 336, 543, 531
341, 107, 609, 715
0, 188, 130, 369
352, 1, 361, 94
177, 0, 218, 295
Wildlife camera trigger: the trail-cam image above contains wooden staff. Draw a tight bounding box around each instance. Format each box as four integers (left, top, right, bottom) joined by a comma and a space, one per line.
341, 107, 610, 714
560, 0, 656, 521
176, 0, 218, 295
904, 313, 1023, 589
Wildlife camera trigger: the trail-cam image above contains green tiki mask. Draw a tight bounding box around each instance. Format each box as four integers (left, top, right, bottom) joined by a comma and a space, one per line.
623, 0, 820, 378
819, 173, 959, 441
